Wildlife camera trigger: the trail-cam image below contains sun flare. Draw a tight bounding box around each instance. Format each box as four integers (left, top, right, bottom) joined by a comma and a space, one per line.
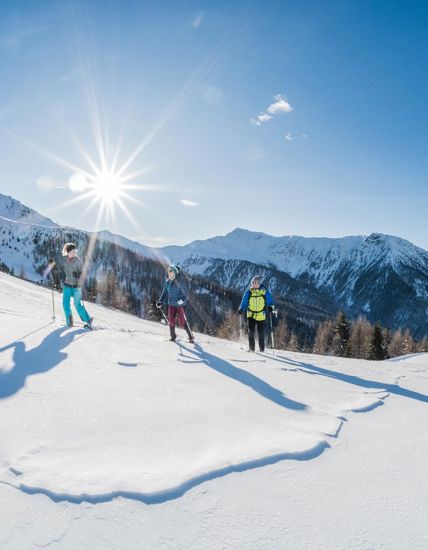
91, 171, 125, 204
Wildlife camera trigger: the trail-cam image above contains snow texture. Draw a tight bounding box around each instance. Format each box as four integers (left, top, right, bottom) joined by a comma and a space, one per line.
1, 272, 428, 549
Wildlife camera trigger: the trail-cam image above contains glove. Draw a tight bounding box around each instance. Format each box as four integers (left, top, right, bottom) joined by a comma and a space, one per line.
238, 309, 243, 315
177, 299, 184, 306
48, 258, 55, 265
268, 306, 274, 312
156, 300, 163, 308
72, 270, 82, 278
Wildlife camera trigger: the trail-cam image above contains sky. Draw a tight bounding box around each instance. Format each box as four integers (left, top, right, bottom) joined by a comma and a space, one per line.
0, 0, 427, 249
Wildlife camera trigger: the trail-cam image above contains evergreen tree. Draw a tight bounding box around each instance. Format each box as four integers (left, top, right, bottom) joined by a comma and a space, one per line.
334, 311, 351, 357
368, 324, 387, 360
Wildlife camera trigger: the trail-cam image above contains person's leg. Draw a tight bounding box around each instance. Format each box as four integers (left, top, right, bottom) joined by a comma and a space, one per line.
176, 306, 186, 328
257, 319, 265, 352
72, 288, 91, 323
62, 286, 73, 326
248, 317, 256, 351
178, 307, 194, 341
168, 306, 177, 340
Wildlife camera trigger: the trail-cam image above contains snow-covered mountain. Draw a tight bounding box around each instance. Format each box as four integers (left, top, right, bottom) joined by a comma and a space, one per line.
0, 194, 334, 339
162, 228, 428, 338
2, 193, 428, 338
1, 272, 427, 549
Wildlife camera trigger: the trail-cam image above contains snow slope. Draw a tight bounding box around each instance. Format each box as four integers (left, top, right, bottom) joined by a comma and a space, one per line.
0, 272, 427, 549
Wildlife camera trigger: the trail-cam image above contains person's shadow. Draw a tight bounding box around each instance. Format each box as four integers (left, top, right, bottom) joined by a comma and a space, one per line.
179, 342, 307, 411
0, 327, 86, 399
269, 354, 428, 405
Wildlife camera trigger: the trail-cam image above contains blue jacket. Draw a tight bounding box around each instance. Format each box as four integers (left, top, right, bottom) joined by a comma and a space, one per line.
159, 274, 190, 307
239, 284, 274, 316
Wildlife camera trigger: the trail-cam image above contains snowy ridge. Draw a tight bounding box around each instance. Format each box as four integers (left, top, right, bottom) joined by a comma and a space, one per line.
2, 272, 427, 505
0, 194, 58, 228
162, 228, 428, 337
162, 227, 428, 288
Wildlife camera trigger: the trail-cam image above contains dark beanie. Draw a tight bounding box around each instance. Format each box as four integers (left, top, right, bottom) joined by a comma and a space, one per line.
66, 243, 77, 254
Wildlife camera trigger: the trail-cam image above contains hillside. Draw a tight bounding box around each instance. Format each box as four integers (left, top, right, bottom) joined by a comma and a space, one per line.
0, 272, 427, 549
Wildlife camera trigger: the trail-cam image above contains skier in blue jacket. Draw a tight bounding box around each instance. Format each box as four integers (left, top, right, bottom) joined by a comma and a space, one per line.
157, 265, 194, 342
239, 275, 275, 352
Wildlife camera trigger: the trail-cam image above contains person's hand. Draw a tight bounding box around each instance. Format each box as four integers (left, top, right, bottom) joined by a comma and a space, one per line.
156, 300, 162, 308
238, 309, 243, 315
268, 306, 274, 312
177, 299, 184, 306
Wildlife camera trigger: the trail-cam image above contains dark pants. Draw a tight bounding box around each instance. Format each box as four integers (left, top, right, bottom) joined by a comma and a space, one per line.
248, 317, 265, 351
168, 305, 192, 340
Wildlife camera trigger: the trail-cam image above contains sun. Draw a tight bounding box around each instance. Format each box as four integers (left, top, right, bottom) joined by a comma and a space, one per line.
91, 171, 124, 204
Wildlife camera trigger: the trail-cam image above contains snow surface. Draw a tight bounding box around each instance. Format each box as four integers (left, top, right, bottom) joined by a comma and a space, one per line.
0, 272, 427, 549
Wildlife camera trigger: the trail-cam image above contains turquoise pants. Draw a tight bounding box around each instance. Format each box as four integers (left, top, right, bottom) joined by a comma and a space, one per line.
62, 286, 91, 326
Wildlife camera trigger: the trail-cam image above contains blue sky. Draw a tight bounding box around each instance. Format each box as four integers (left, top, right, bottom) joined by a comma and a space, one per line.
0, 0, 427, 248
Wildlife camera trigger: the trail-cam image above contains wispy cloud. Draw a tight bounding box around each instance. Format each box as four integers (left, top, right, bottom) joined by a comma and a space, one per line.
251, 94, 293, 126
36, 175, 67, 192
192, 11, 205, 29
285, 132, 293, 141
180, 199, 199, 207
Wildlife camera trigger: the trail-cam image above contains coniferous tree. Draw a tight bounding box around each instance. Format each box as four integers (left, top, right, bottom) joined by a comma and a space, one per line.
334, 311, 351, 357
368, 324, 387, 360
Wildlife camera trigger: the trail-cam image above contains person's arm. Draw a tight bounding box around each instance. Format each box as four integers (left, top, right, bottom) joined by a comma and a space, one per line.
239, 290, 250, 313
72, 257, 83, 281
177, 277, 190, 305
157, 280, 168, 306
265, 290, 275, 312
47, 257, 64, 289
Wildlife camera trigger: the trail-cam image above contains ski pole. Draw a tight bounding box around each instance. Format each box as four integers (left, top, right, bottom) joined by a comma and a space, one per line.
183, 310, 195, 340
43, 260, 56, 322
51, 283, 56, 322
239, 314, 243, 349
269, 311, 275, 356
156, 303, 169, 325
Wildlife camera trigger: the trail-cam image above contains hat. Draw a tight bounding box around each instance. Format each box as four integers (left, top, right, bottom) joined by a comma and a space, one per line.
167, 264, 180, 275
62, 243, 77, 256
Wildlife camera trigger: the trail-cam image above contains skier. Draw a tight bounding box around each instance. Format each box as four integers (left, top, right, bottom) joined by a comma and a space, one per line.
238, 275, 275, 352
157, 265, 194, 343
49, 243, 92, 328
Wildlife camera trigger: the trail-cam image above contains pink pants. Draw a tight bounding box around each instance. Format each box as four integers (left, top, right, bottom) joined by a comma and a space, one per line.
168, 305, 186, 328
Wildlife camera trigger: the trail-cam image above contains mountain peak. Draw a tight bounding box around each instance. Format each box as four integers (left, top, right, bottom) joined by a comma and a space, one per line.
0, 193, 57, 228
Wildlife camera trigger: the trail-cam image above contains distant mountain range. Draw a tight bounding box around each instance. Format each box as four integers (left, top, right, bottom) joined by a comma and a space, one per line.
1, 193, 428, 339
162, 228, 428, 339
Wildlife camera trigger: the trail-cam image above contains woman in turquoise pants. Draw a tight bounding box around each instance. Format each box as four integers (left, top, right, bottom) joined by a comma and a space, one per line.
51, 243, 92, 328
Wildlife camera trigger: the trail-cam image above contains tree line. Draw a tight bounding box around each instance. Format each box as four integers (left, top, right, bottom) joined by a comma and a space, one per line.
218, 310, 428, 360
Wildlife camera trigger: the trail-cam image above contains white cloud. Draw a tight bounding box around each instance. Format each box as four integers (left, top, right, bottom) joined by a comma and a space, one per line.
251, 113, 273, 126
285, 132, 293, 141
267, 95, 293, 115
302, 133, 308, 139
251, 93, 293, 126
180, 199, 199, 207
192, 11, 205, 28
